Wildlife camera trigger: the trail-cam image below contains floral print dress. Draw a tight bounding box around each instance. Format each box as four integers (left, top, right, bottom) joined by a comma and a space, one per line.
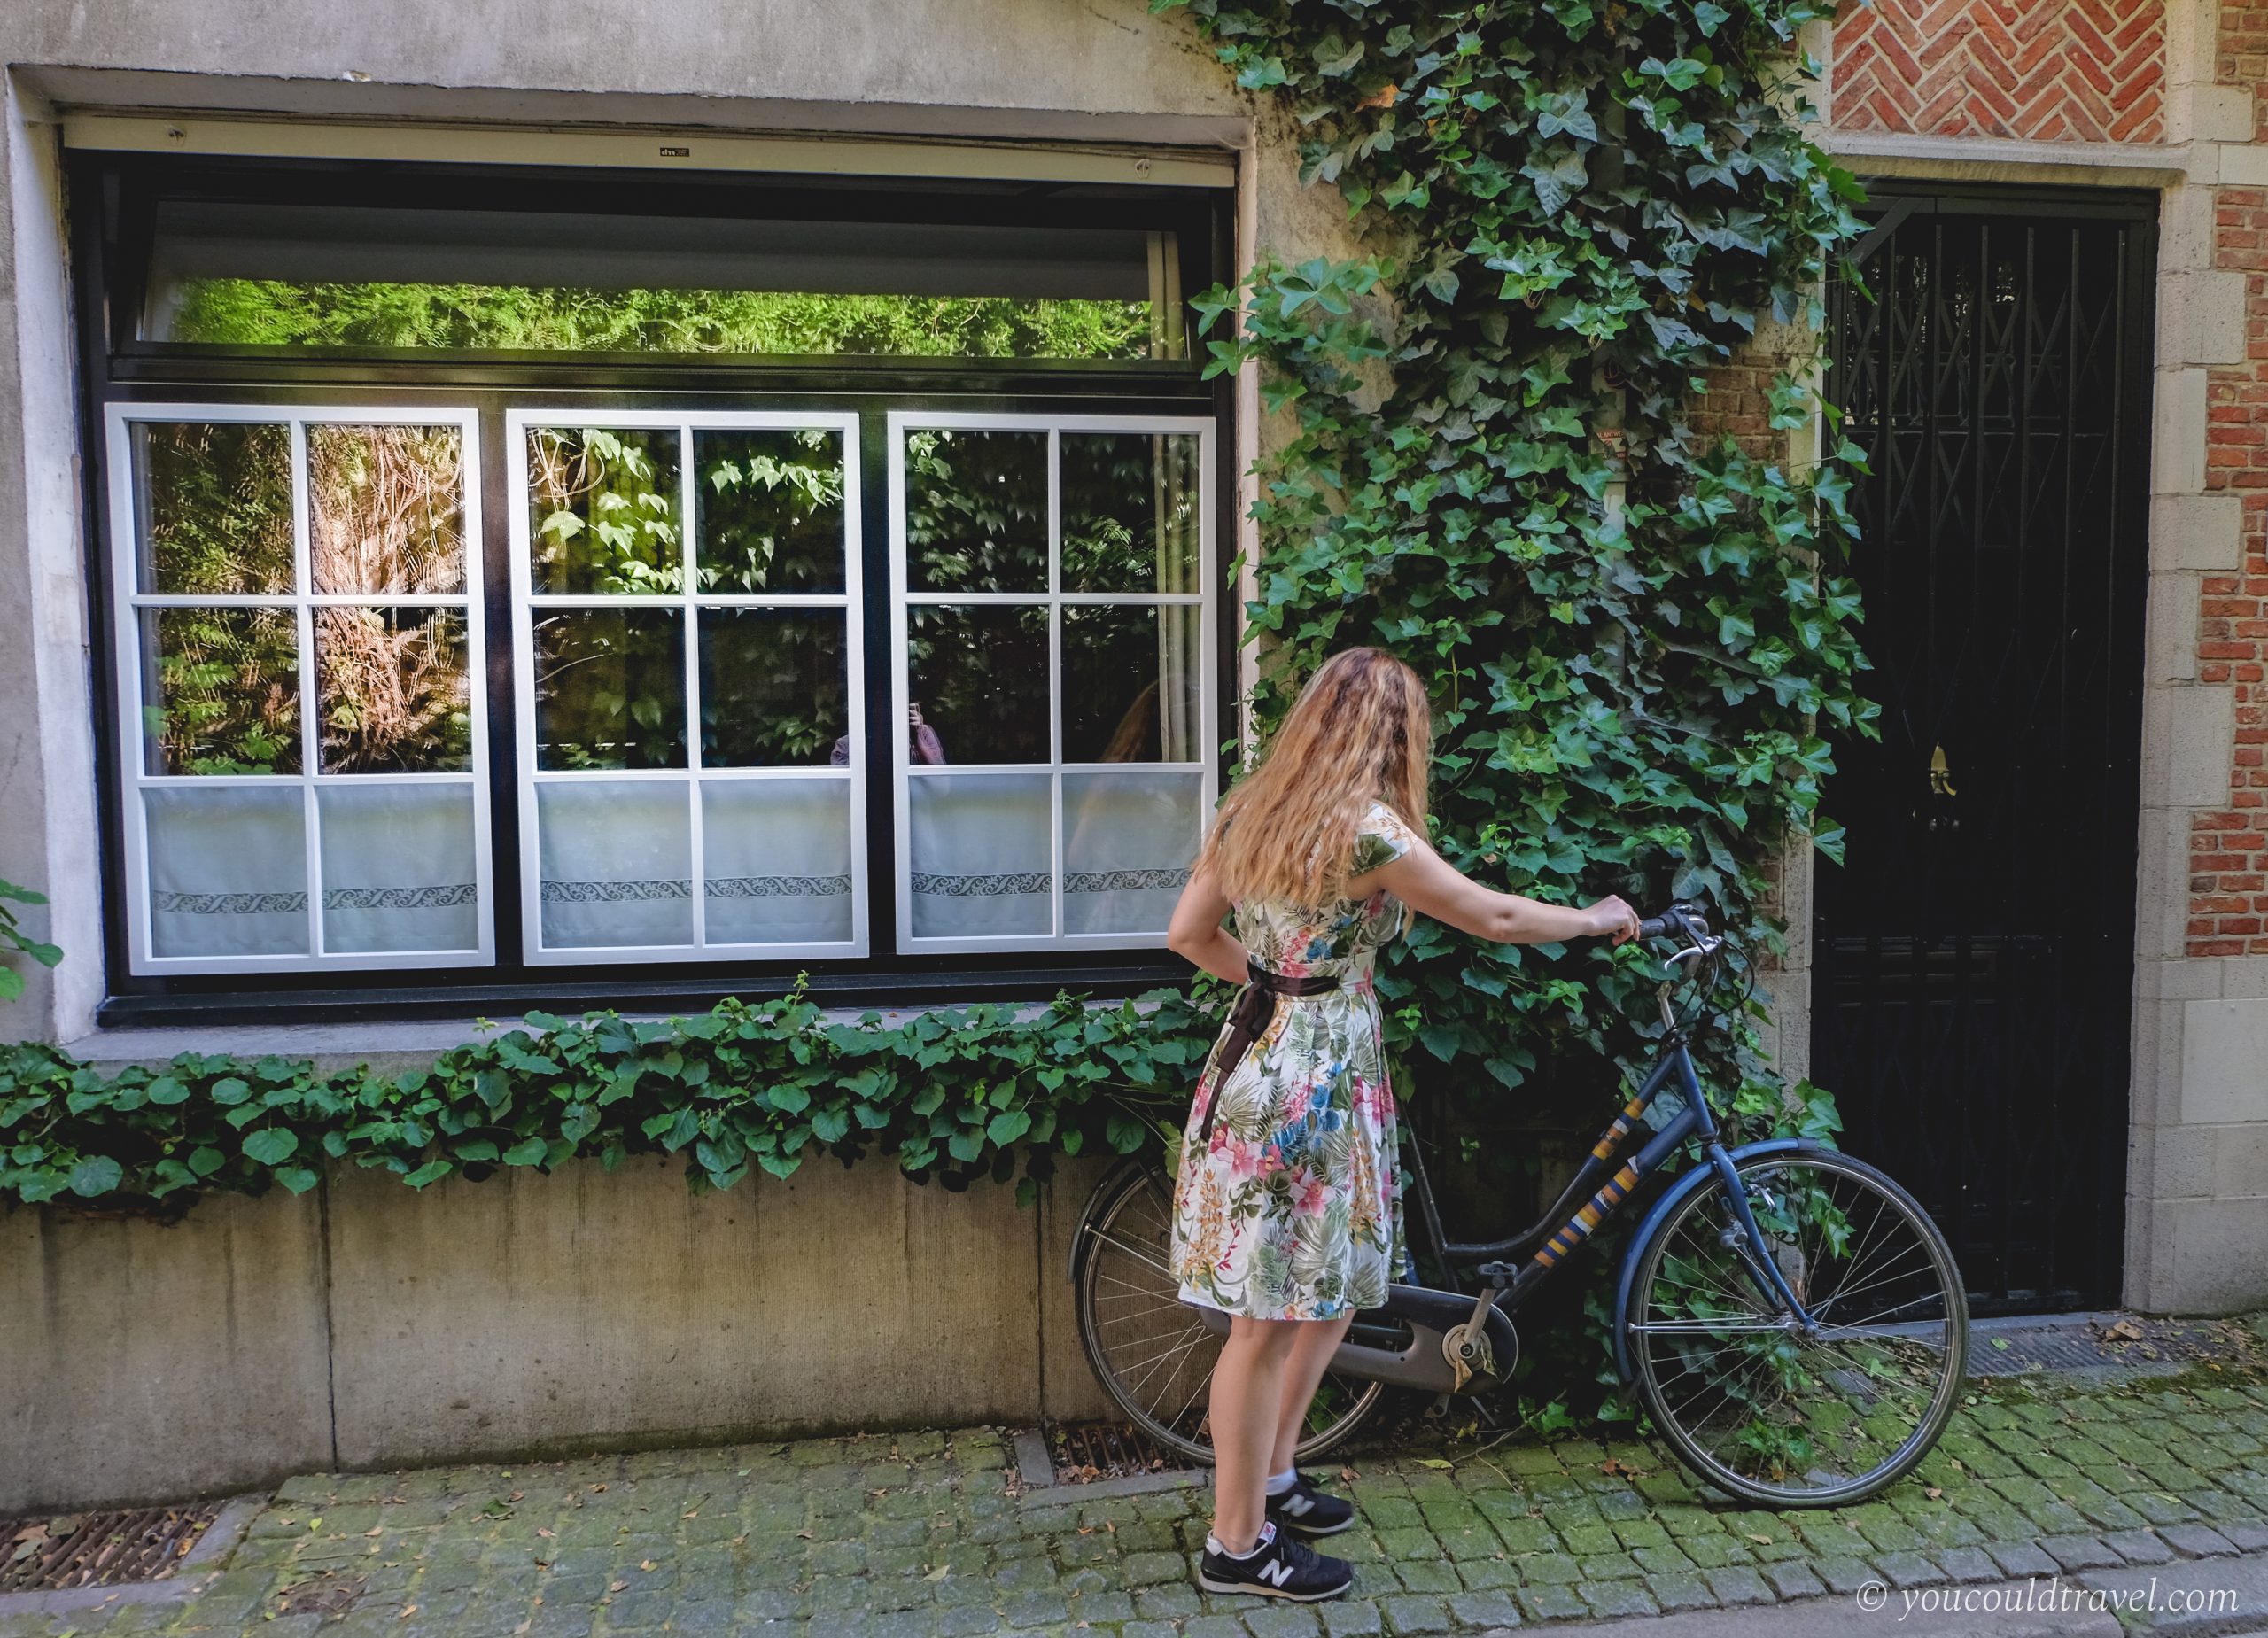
1169, 801, 1419, 1322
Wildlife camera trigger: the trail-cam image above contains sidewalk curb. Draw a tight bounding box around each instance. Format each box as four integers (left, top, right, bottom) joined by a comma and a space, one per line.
1494, 1548, 2268, 1638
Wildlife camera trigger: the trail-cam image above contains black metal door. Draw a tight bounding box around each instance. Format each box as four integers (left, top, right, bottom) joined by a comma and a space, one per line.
1815, 186, 2155, 1313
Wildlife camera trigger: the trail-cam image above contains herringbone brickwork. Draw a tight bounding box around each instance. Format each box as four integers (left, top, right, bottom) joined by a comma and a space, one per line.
1833, 0, 2166, 144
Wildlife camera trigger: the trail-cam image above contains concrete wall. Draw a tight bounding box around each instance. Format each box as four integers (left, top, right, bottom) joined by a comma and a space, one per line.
1, 1155, 1115, 1512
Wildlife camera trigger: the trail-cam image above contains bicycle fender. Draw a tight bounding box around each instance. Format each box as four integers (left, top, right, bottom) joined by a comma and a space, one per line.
1609, 1137, 1829, 1385
1066, 1156, 1160, 1285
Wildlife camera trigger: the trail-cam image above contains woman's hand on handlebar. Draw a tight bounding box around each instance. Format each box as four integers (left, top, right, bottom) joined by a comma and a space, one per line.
1584, 895, 1642, 945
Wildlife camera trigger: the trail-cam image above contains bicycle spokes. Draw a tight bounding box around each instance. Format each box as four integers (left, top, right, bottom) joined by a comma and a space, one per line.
1629, 1152, 1967, 1505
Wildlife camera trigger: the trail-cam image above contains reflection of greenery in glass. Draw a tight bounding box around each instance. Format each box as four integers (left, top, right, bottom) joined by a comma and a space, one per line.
698, 610, 846, 767
134, 421, 293, 594
168, 281, 1156, 360
904, 430, 1048, 592
527, 428, 682, 594
1060, 433, 1200, 594
696, 429, 843, 594
315, 606, 472, 773
143, 607, 300, 774
1061, 604, 1199, 763
907, 605, 1049, 763
308, 424, 465, 594
532, 608, 686, 770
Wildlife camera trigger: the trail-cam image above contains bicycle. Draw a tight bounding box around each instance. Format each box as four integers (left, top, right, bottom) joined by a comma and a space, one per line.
1068, 903, 1970, 1507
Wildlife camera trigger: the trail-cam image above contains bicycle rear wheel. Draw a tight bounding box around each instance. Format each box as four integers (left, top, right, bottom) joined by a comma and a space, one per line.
1627, 1148, 1968, 1507
1072, 1161, 1384, 1465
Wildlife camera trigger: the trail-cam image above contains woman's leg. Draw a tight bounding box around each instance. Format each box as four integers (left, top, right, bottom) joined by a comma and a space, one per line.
1268, 1313, 1355, 1477
1208, 1316, 1301, 1551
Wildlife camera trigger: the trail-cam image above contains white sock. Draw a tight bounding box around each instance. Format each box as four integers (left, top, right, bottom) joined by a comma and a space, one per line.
1208, 1522, 1275, 1557
1264, 1468, 1299, 1496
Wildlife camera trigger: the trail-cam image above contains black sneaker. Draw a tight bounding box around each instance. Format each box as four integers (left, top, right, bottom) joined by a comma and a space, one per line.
1197, 1521, 1355, 1601
1266, 1471, 1355, 1536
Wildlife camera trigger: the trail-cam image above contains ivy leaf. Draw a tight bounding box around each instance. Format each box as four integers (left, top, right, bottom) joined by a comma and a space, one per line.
242, 1128, 299, 1166
501, 1137, 548, 1168
67, 1155, 123, 1198
274, 1167, 321, 1195
810, 1106, 851, 1145
987, 1109, 1032, 1146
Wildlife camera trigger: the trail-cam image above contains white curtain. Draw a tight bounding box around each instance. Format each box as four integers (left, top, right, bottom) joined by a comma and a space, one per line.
145, 785, 309, 958
536, 780, 692, 950
701, 777, 855, 944
1061, 771, 1200, 935
318, 782, 479, 954
907, 772, 1051, 937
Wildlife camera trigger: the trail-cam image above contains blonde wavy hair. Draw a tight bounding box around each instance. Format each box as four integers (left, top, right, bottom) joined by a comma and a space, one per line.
1197, 647, 1432, 907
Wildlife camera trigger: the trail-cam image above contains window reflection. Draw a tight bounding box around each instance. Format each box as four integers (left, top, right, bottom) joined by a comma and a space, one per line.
133, 421, 295, 596
698, 609, 848, 767
695, 427, 845, 594
315, 605, 472, 773
532, 607, 687, 770
139, 606, 302, 776
525, 427, 684, 594
905, 430, 1048, 592
1060, 432, 1200, 594
1061, 604, 1200, 763
308, 423, 467, 595
907, 604, 1049, 763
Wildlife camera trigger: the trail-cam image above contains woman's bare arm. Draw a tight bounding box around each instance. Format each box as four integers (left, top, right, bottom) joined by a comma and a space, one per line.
1165, 859, 1251, 983
1353, 835, 1639, 946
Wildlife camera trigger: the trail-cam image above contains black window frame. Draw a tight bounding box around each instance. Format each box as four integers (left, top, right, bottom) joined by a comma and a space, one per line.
73, 150, 1239, 1026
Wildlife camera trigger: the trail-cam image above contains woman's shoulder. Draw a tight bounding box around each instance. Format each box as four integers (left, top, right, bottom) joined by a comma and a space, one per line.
1351, 800, 1420, 873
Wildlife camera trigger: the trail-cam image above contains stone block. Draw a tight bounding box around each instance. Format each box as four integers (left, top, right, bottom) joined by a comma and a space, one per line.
2152, 493, 2247, 574
2180, 998, 2268, 1124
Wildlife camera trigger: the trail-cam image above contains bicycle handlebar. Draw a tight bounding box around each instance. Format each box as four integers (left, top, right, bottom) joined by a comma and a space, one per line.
1635, 902, 1712, 944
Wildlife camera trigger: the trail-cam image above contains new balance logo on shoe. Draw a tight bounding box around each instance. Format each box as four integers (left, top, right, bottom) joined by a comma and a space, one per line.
1259, 1560, 1296, 1588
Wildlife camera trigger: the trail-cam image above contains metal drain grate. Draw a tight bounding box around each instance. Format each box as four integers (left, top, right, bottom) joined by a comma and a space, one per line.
1047, 1421, 1192, 1484
1, 1504, 223, 1593
1969, 1313, 2254, 1378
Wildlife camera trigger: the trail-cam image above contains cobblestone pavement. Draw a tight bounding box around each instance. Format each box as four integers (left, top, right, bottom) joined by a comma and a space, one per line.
11, 1371, 2268, 1636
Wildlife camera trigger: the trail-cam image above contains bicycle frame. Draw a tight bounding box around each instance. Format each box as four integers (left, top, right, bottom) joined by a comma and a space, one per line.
1309, 999, 1824, 1398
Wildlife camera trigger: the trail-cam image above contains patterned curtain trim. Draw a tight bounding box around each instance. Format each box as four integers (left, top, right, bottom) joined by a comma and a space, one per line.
327, 884, 479, 910
911, 868, 1189, 897
153, 890, 310, 915
539, 877, 852, 904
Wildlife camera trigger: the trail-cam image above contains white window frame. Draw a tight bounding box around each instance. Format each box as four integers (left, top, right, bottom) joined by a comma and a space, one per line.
506, 408, 868, 965
105, 402, 494, 975
887, 410, 1217, 956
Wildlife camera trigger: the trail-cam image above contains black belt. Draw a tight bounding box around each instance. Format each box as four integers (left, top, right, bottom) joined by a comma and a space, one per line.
1194, 959, 1344, 1145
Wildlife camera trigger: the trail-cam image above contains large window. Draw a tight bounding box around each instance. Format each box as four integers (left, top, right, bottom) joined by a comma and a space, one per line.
508, 411, 865, 962
80, 152, 1229, 1006
890, 415, 1213, 952
105, 405, 492, 973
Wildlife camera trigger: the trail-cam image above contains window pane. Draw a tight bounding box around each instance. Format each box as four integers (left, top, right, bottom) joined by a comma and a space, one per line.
145, 200, 1174, 361
139, 606, 301, 775
525, 426, 683, 594
145, 784, 307, 958
1061, 603, 1202, 763
905, 430, 1048, 592
702, 778, 854, 944
315, 606, 471, 773
536, 780, 692, 950
698, 609, 847, 768
1060, 432, 1202, 594
695, 428, 845, 594
307, 423, 467, 594
907, 604, 1049, 764
132, 420, 294, 595
532, 608, 686, 771
318, 783, 479, 954
1063, 771, 1201, 935
908, 773, 1051, 938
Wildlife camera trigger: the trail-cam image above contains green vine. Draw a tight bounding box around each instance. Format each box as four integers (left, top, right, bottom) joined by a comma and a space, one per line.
1164, 0, 1870, 1402
0, 989, 1213, 1210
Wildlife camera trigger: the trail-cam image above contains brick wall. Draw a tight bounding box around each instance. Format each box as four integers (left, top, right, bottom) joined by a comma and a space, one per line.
2189, 5, 2268, 955
1833, 0, 2167, 143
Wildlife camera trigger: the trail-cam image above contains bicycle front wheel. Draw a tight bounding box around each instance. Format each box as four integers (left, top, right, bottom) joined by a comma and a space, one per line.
1627, 1149, 1969, 1507
1072, 1161, 1384, 1466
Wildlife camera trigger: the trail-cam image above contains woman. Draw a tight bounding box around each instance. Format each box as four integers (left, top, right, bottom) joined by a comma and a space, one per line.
1164, 647, 1639, 1603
